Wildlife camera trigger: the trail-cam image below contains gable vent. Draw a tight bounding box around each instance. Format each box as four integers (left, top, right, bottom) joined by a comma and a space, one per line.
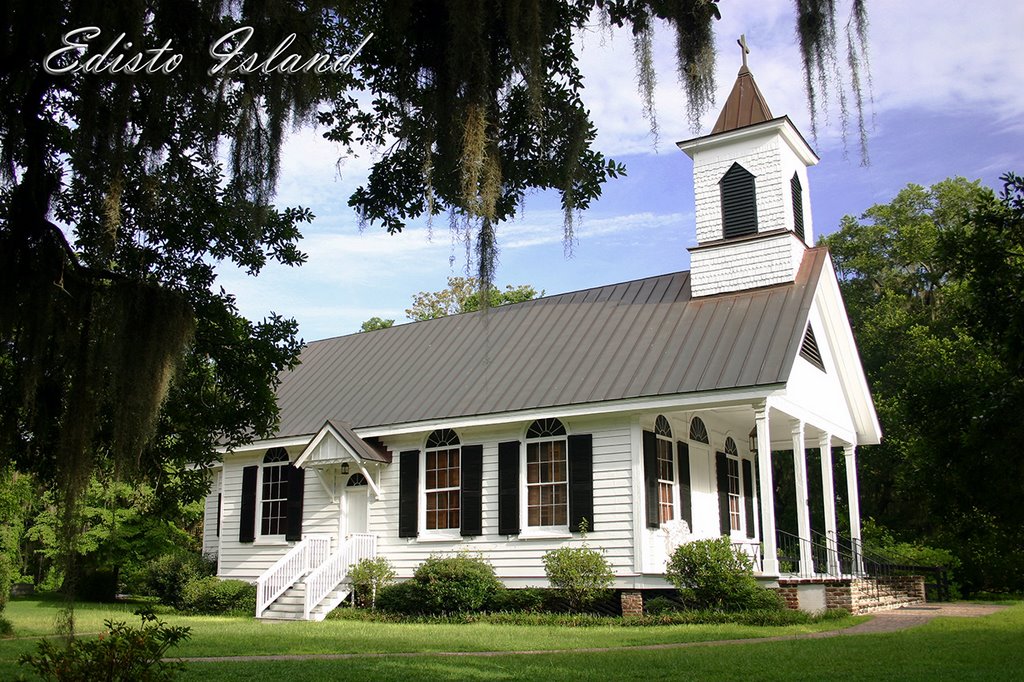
799, 325, 825, 371
719, 163, 758, 239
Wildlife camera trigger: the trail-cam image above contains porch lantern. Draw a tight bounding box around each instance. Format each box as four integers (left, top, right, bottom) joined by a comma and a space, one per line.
748, 426, 758, 455
340, 461, 350, 475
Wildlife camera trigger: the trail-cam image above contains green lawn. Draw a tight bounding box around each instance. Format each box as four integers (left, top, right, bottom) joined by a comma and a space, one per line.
3, 598, 1021, 681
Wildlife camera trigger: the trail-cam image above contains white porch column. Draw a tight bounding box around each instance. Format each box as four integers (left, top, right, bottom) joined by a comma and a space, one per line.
844, 444, 864, 575
791, 420, 812, 576
754, 405, 779, 575
818, 433, 839, 576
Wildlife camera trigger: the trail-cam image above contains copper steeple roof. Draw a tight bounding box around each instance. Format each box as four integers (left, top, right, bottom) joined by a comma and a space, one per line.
711, 64, 774, 134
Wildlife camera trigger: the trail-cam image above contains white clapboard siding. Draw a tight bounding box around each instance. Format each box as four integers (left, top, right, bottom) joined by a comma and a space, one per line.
217, 446, 338, 581
369, 416, 636, 584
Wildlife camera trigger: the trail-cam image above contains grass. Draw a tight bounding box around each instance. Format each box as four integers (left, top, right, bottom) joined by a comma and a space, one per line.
3, 598, 1021, 681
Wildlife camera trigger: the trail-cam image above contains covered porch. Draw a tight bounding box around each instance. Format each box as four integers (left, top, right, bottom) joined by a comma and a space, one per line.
652, 397, 867, 581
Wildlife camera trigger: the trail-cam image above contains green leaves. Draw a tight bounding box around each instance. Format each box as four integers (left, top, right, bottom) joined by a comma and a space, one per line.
19, 608, 191, 682
823, 174, 1024, 594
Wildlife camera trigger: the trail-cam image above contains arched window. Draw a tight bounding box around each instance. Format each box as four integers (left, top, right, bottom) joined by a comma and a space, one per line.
425, 429, 460, 530
346, 473, 368, 487
720, 162, 758, 239
261, 448, 290, 536
791, 172, 805, 242
689, 417, 709, 444
723, 437, 741, 532
526, 418, 568, 527
654, 416, 675, 523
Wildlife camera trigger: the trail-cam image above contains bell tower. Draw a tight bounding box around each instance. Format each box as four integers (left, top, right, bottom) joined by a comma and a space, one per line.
677, 36, 819, 298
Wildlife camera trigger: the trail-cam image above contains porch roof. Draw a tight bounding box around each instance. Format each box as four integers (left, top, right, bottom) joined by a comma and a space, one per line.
273, 248, 828, 438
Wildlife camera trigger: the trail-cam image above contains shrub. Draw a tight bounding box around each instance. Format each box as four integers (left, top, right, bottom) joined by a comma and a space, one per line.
485, 587, 548, 613
543, 522, 614, 612
665, 537, 781, 612
179, 577, 256, 615
138, 552, 215, 609
19, 608, 190, 681
374, 581, 424, 614
643, 596, 679, 615
349, 557, 396, 609
411, 553, 502, 614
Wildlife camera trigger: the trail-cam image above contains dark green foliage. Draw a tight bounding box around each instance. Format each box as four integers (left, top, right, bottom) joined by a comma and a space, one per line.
411, 554, 503, 614
135, 552, 216, 610
666, 538, 783, 612
327, 605, 822, 627
485, 588, 548, 614
18, 608, 190, 681
76, 570, 119, 603
377, 555, 503, 615
643, 596, 680, 615
542, 535, 615, 612
861, 519, 961, 598
374, 581, 425, 615
179, 577, 256, 615
823, 174, 1024, 594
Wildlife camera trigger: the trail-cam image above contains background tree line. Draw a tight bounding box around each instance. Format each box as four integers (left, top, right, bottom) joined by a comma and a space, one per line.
821, 173, 1024, 595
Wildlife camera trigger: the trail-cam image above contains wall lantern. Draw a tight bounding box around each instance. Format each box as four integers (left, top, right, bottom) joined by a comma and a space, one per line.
748, 426, 758, 455
340, 461, 350, 475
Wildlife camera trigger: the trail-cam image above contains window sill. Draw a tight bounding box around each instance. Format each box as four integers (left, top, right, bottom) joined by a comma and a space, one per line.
517, 528, 572, 540
253, 537, 290, 547
416, 532, 462, 543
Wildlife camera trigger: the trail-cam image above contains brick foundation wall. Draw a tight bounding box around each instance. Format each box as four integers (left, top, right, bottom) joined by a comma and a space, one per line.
775, 585, 799, 610
620, 591, 644, 617
774, 575, 926, 615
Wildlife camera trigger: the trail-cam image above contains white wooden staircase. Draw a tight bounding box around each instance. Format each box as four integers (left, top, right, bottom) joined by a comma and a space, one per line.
256, 533, 376, 621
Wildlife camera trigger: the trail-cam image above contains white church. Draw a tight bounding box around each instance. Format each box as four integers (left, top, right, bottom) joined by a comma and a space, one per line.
202, 49, 926, 620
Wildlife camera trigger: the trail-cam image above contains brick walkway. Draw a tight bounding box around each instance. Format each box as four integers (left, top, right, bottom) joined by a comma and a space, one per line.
173, 603, 1009, 664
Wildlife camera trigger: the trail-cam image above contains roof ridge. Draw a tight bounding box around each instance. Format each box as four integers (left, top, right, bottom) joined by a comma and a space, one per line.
303, 269, 694, 345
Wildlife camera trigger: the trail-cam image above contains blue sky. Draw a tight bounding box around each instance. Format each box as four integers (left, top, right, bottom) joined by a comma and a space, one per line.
218, 2, 1024, 342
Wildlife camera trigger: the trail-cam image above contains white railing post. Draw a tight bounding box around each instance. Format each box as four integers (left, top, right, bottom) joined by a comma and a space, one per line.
303, 533, 378, 620
254, 534, 333, 618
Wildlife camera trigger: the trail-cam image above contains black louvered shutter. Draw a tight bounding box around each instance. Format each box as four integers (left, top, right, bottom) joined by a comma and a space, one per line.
742, 459, 756, 539
398, 450, 419, 538
720, 163, 758, 239
677, 441, 692, 530
461, 444, 483, 537
642, 430, 659, 529
715, 452, 731, 536
216, 493, 222, 537
791, 172, 804, 242
239, 465, 258, 543
285, 465, 305, 541
567, 434, 594, 532
497, 441, 520, 535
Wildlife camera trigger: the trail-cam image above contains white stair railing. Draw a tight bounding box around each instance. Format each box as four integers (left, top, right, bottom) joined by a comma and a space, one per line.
303, 533, 377, 620
255, 534, 331, 618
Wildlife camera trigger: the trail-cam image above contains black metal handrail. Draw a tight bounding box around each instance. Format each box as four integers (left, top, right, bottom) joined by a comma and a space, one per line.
773, 529, 950, 601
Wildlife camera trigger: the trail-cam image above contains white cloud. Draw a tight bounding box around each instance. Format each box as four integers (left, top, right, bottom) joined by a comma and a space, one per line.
575, 2, 1024, 157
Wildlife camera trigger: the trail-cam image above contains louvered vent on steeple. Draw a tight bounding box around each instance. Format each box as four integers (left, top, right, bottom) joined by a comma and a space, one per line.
791, 173, 805, 242
799, 324, 824, 371
720, 163, 758, 239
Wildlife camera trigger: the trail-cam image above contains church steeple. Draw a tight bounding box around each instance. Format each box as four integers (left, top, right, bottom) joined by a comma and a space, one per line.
677, 37, 819, 298
711, 36, 774, 134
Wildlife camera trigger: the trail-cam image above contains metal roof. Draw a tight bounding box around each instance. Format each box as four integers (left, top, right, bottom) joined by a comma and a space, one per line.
273, 248, 827, 438
711, 65, 774, 135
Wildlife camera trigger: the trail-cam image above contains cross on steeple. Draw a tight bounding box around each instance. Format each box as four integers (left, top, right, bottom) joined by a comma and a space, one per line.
737, 34, 750, 68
